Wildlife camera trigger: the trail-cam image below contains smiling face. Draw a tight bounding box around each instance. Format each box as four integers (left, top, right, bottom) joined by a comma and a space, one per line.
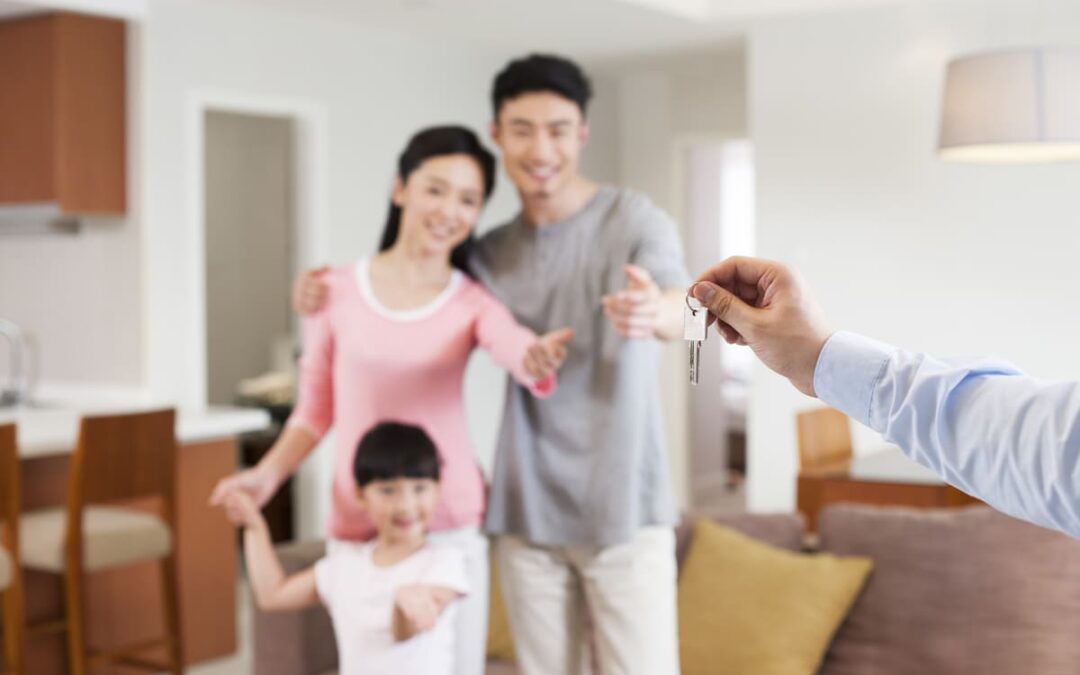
392, 154, 486, 257
491, 91, 589, 202
357, 477, 440, 544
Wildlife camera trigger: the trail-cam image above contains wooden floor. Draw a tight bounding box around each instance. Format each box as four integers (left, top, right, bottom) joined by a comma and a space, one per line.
186, 581, 252, 675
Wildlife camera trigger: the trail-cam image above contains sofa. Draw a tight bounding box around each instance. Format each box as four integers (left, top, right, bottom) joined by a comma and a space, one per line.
254, 504, 1080, 675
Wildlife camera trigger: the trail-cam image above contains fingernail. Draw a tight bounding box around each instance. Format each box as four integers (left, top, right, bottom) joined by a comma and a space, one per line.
694, 283, 716, 303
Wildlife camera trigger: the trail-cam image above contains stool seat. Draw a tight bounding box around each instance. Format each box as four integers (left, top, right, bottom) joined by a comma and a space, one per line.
0, 545, 11, 590
21, 506, 172, 573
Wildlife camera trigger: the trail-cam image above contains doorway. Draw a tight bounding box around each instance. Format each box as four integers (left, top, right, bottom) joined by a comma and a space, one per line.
203, 110, 295, 407
680, 138, 756, 511
203, 109, 297, 542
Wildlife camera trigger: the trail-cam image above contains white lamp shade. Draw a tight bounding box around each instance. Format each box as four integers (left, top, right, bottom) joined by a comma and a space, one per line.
939, 48, 1080, 163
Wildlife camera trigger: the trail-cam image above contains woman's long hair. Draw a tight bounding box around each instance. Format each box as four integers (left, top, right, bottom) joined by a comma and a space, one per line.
378, 126, 497, 276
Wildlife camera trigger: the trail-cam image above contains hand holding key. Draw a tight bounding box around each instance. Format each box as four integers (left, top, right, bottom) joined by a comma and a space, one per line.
691, 256, 832, 396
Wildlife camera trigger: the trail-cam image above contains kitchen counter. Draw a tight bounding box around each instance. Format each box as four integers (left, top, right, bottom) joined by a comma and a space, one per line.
0, 404, 271, 458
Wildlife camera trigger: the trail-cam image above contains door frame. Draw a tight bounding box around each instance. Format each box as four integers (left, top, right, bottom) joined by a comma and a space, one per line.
184, 90, 328, 407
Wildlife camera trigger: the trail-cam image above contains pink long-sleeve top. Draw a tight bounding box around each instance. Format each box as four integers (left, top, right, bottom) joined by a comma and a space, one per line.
287, 260, 553, 541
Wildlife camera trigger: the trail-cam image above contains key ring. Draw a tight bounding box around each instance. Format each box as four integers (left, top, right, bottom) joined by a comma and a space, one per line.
685, 293, 703, 313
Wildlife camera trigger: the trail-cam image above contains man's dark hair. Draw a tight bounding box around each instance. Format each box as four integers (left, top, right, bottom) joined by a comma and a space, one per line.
492, 54, 593, 118
352, 422, 440, 487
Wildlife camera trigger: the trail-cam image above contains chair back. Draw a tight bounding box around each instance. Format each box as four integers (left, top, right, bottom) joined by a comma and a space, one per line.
0, 423, 25, 674
0, 423, 17, 543
796, 407, 853, 471
67, 409, 177, 515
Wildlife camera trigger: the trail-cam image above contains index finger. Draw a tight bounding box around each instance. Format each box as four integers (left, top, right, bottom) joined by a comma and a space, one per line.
694, 256, 777, 289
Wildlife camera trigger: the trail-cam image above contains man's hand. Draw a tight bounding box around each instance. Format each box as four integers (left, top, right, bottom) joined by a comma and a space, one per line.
524, 328, 575, 380
292, 266, 330, 315
691, 257, 833, 396
603, 265, 677, 339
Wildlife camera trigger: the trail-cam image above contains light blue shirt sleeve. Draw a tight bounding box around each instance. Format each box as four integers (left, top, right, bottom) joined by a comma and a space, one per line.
813, 331, 1080, 538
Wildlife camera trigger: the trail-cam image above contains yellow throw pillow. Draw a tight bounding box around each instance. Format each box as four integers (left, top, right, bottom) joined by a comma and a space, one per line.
678, 520, 872, 675
486, 553, 516, 661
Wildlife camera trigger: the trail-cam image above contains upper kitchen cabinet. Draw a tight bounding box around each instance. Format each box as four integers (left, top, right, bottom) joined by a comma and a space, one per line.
0, 13, 126, 215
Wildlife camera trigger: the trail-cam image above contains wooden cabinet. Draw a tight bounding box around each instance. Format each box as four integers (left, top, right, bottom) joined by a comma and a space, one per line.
0, 13, 126, 214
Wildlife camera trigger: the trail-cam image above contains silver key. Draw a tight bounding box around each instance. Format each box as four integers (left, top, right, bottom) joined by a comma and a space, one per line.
684, 297, 706, 386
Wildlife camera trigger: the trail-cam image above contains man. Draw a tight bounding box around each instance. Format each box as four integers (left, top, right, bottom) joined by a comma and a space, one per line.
691, 256, 1080, 540
297, 55, 688, 675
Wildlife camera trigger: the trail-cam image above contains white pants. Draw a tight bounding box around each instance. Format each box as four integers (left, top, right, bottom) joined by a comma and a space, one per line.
328, 527, 489, 675
427, 527, 490, 675
495, 527, 680, 675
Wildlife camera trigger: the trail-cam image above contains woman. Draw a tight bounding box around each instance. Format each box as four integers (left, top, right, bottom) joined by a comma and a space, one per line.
210, 126, 571, 675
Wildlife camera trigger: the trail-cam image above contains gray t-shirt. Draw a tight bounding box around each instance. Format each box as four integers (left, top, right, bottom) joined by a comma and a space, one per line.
472, 185, 691, 547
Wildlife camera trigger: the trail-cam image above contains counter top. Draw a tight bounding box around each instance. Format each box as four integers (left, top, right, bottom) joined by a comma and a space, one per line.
0, 405, 271, 459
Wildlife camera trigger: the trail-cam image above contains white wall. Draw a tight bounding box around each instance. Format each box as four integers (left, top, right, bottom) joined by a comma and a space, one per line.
748, 0, 1080, 512
0, 217, 143, 386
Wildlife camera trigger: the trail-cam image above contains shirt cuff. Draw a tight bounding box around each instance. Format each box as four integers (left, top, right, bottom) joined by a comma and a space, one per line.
813, 331, 894, 427
528, 374, 556, 399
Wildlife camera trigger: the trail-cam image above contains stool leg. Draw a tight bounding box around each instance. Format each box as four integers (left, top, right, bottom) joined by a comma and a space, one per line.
62, 563, 87, 675
160, 553, 184, 674
2, 580, 25, 675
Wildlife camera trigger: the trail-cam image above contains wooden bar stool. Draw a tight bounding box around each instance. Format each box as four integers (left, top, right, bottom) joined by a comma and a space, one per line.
0, 424, 25, 675
21, 410, 183, 675
796, 406, 853, 473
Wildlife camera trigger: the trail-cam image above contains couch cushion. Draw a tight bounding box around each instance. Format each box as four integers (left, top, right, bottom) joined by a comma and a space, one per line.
277, 538, 326, 573
487, 551, 516, 662
676, 511, 806, 570
20, 506, 171, 572
255, 540, 338, 675
818, 505, 1080, 675
678, 519, 872, 675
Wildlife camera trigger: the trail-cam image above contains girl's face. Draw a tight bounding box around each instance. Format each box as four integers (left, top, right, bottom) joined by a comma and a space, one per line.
356, 477, 440, 544
392, 154, 486, 258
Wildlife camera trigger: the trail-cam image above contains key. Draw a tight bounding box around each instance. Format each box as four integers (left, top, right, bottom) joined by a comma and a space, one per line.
684, 297, 706, 386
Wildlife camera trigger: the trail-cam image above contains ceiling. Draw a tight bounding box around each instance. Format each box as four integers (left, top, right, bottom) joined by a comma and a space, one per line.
180, 0, 958, 59
199, 0, 744, 59
0, 0, 957, 59
619, 0, 955, 21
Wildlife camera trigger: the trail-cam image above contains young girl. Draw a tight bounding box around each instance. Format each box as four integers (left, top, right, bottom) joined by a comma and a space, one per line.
224, 422, 466, 675
210, 126, 571, 675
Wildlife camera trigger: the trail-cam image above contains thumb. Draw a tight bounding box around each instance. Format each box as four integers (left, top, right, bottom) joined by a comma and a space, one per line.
692, 282, 756, 334
624, 264, 653, 289
542, 327, 575, 345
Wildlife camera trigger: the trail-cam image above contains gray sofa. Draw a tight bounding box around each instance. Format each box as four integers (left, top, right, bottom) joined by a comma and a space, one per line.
255, 505, 1080, 675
